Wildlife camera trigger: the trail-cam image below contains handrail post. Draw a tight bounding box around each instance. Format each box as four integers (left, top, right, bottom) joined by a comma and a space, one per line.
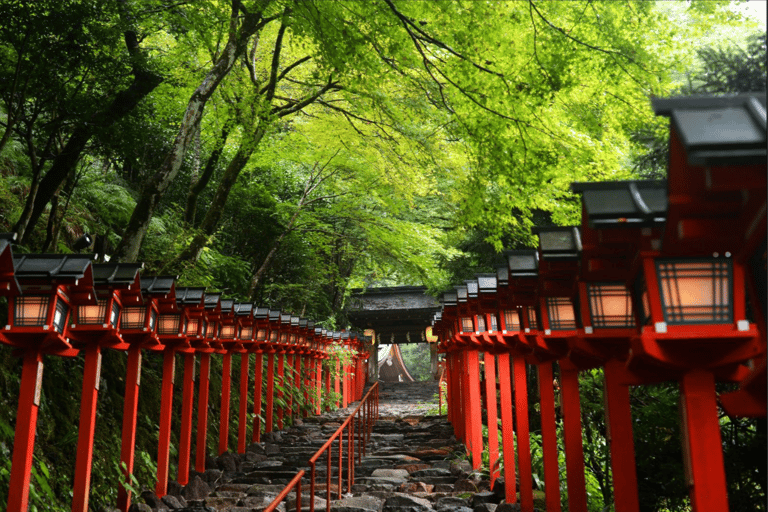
310, 461, 316, 512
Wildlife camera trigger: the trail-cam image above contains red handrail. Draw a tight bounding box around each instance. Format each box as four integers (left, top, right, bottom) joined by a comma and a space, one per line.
262, 470, 305, 512
265, 381, 379, 512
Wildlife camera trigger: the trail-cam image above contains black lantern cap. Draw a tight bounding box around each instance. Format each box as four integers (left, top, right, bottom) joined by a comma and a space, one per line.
341, 331, 350, 340
235, 303, 253, 316
464, 280, 479, 299
252, 307, 268, 319
92, 263, 143, 288
290, 316, 300, 327
14, 254, 95, 281
0, 234, 20, 296
332, 331, 341, 340
307, 320, 315, 329
476, 274, 497, 294
204, 293, 222, 309
314, 327, 323, 336
280, 313, 291, 324
219, 299, 235, 314
505, 250, 539, 276
532, 227, 582, 260
299, 318, 308, 328
571, 181, 667, 228
141, 276, 176, 296
441, 291, 458, 307
175, 287, 205, 306
496, 266, 509, 287
454, 285, 468, 303
652, 93, 766, 166
268, 310, 281, 322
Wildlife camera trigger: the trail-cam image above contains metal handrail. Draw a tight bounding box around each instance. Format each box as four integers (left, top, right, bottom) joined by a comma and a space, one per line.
264, 381, 379, 512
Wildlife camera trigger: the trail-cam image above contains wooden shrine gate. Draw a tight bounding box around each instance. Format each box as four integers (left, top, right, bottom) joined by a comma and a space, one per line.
432, 93, 766, 512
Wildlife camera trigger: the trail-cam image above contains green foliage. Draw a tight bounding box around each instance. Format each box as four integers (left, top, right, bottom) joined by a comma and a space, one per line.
396, 344, 433, 381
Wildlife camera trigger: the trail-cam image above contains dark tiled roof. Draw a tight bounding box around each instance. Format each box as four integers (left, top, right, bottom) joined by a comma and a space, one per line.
652, 93, 767, 166
13, 254, 94, 280
175, 287, 205, 306
571, 181, 667, 227
505, 250, 539, 276
92, 263, 143, 287
141, 276, 176, 295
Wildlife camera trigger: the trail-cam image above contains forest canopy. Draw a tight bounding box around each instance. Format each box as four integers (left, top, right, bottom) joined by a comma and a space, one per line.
0, 0, 764, 322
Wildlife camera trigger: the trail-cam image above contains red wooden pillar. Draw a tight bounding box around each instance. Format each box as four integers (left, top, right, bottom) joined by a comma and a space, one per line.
276, 352, 285, 429
316, 359, 323, 415
218, 352, 232, 454
238, 352, 249, 452
484, 352, 500, 486
513, 356, 534, 512
72, 345, 102, 512
334, 359, 341, 408
265, 352, 275, 433
177, 352, 196, 485
448, 354, 455, 421
496, 353, 517, 504
465, 350, 483, 469
538, 362, 562, 512
680, 369, 730, 512
117, 346, 142, 512
538, 362, 561, 512
252, 352, 263, 443
155, 347, 176, 497
285, 354, 294, 420
453, 351, 465, 441
560, 362, 588, 512
460, 352, 471, 444
325, 361, 332, 412
604, 360, 639, 512
7, 351, 44, 512
294, 354, 302, 417
195, 352, 211, 472
342, 359, 349, 408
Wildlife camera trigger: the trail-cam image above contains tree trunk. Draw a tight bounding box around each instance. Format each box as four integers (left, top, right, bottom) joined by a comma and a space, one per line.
184, 123, 232, 225
16, 68, 162, 245
113, 7, 267, 262
163, 127, 267, 273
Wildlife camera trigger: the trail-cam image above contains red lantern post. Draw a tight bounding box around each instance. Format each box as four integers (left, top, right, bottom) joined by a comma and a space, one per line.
68, 263, 143, 512
2, 254, 96, 512
623, 95, 766, 512
116, 275, 170, 512
152, 286, 197, 497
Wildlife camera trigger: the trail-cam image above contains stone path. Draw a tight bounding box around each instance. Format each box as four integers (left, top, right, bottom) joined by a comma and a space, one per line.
127, 381, 532, 512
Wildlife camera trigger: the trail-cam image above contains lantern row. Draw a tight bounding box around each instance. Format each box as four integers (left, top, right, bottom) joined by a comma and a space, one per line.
432, 94, 766, 512
0, 247, 371, 512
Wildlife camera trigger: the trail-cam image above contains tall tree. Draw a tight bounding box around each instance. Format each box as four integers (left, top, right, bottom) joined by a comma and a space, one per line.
114, 0, 277, 261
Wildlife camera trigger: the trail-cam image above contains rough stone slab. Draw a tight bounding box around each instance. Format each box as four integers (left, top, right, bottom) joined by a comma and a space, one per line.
357, 476, 408, 486
411, 468, 452, 478
435, 496, 471, 511
330, 496, 384, 512
383, 493, 433, 511
371, 468, 410, 479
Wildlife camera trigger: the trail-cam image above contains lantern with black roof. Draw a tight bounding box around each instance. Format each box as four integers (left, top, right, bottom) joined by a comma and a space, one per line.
66, 263, 143, 512
446, 281, 485, 470
532, 225, 592, 512
153, 287, 204, 497
617, 94, 765, 512
3, 254, 96, 512
262, 309, 282, 433
286, 316, 301, 419
176, 289, 211, 488
116, 275, 174, 512
567, 179, 668, 512
0, 233, 20, 296
497, 247, 560, 512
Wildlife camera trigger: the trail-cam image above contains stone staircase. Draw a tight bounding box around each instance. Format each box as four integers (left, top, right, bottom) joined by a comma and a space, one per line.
127, 381, 534, 512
